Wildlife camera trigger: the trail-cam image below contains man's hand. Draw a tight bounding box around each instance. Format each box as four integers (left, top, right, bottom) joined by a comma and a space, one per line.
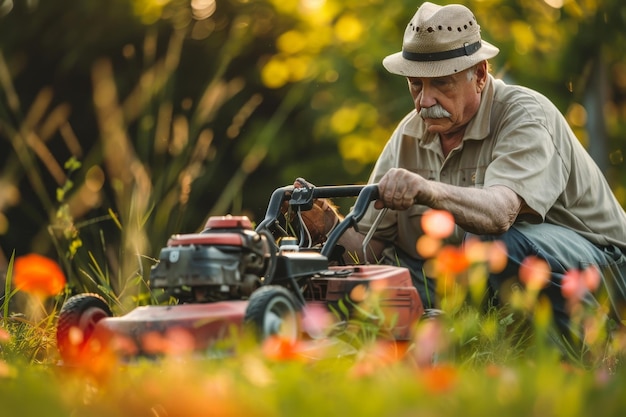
375, 168, 432, 210
284, 178, 342, 246
375, 168, 523, 235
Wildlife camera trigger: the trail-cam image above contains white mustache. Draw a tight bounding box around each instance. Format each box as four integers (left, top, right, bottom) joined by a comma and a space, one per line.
419, 105, 452, 119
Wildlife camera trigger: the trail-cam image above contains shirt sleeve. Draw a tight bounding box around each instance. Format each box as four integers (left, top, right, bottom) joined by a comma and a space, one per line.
484, 97, 569, 220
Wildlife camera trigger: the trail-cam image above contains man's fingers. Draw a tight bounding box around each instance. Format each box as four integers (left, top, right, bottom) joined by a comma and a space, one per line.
294, 177, 313, 188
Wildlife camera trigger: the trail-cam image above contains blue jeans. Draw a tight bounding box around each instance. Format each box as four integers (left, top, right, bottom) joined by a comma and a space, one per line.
382, 222, 626, 338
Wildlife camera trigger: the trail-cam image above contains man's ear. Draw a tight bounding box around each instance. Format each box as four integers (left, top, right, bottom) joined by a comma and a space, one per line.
475, 61, 488, 93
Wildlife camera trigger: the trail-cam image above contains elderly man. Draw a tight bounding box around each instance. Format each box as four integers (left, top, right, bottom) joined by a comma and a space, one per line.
297, 2, 626, 339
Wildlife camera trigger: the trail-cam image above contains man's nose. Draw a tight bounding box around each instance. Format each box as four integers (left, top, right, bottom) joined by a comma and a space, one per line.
419, 84, 437, 109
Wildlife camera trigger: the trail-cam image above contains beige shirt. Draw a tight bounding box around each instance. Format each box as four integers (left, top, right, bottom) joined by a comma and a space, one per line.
360, 74, 626, 257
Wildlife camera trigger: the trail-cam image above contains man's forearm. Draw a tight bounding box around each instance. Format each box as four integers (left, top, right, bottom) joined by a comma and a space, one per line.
425, 183, 522, 235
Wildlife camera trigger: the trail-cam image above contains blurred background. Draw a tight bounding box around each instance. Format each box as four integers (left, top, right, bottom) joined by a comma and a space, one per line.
0, 0, 624, 302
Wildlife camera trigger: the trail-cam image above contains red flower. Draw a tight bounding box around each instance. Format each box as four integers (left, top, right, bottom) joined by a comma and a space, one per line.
262, 335, 307, 362
421, 364, 458, 394
434, 246, 470, 275
13, 254, 66, 297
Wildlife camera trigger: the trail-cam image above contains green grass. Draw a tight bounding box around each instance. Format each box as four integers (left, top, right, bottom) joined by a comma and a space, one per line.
2, 276, 626, 417
0, 333, 625, 417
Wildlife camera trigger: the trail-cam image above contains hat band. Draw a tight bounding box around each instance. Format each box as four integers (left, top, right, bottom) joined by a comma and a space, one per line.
402, 41, 481, 62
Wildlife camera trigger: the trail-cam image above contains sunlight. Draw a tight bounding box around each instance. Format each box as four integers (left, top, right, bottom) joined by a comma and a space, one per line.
300, 0, 325, 13
191, 0, 216, 20
338, 134, 382, 165
261, 58, 290, 88
334, 14, 363, 43
543, 0, 564, 8
0, 0, 13, 17
330, 106, 360, 135
133, 0, 171, 24
277, 30, 307, 54
566, 102, 587, 127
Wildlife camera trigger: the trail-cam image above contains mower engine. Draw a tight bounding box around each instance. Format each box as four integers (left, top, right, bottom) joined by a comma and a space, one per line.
150, 215, 269, 303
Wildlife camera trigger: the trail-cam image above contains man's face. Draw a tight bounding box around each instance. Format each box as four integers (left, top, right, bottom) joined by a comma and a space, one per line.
407, 66, 483, 137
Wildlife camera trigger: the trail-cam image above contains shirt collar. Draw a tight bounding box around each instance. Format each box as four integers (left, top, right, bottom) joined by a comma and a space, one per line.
464, 74, 494, 140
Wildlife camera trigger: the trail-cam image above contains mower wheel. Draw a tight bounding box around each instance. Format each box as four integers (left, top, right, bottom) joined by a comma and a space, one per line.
56, 293, 112, 363
244, 285, 301, 342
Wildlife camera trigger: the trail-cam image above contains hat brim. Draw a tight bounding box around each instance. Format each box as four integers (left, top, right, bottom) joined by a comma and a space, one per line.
382, 40, 499, 78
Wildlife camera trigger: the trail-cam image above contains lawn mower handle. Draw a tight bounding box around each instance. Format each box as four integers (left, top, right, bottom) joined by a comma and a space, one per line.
255, 184, 380, 257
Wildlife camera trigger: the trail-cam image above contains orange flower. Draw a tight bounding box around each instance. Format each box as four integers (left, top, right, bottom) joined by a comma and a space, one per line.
434, 246, 470, 275
487, 241, 508, 274
349, 341, 409, 379
262, 335, 306, 362
416, 234, 443, 259
13, 254, 66, 297
421, 209, 455, 239
141, 331, 169, 355
0, 360, 16, 378
518, 256, 551, 291
420, 364, 458, 394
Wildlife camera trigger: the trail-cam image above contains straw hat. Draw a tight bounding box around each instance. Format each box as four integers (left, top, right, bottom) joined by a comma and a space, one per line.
383, 2, 499, 78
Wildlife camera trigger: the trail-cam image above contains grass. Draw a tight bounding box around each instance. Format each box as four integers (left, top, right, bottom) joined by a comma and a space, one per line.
0, 319, 625, 417
2, 250, 626, 417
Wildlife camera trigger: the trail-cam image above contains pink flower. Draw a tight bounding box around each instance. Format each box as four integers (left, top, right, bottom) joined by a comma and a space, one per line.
0, 328, 10, 344
561, 265, 601, 301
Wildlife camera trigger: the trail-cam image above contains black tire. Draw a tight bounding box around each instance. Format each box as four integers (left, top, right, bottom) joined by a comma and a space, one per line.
56, 293, 112, 363
244, 285, 301, 342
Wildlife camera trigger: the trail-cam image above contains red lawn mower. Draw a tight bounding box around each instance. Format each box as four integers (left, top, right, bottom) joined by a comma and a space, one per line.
56, 184, 424, 363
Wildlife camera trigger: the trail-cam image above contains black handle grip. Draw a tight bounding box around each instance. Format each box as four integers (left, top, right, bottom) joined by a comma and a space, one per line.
255, 183, 380, 257
255, 185, 374, 231
320, 184, 379, 257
